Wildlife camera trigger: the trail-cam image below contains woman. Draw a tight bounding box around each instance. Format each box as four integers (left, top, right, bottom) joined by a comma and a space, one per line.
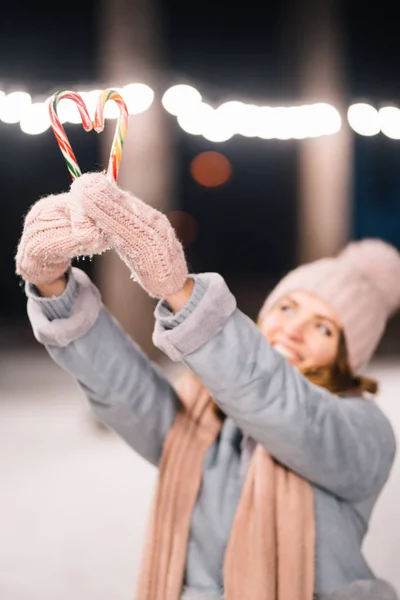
16, 173, 399, 600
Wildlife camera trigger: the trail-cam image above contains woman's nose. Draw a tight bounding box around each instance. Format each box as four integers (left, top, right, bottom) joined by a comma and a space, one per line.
283, 317, 305, 340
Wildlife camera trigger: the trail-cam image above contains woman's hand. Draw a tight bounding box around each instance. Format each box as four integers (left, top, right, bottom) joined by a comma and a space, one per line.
35, 274, 68, 298
165, 278, 195, 312
15, 191, 110, 286
71, 172, 189, 299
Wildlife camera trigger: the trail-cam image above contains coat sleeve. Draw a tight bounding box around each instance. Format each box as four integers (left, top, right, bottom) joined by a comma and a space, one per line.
25, 267, 180, 466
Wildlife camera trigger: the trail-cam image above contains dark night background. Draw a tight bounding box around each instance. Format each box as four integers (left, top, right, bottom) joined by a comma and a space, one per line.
1, 0, 400, 322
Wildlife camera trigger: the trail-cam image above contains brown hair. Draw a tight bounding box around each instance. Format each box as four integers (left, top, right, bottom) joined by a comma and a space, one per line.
301, 331, 378, 396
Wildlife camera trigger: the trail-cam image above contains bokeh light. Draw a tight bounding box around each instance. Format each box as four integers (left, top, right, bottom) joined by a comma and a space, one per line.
347, 103, 380, 136
162, 84, 202, 116
379, 106, 400, 139
190, 151, 232, 187
305, 103, 342, 137
0, 91, 31, 124
20, 102, 51, 135
201, 110, 235, 142
177, 102, 213, 136
122, 83, 154, 114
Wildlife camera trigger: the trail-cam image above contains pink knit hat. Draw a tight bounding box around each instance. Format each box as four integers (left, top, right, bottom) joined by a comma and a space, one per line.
258, 239, 400, 372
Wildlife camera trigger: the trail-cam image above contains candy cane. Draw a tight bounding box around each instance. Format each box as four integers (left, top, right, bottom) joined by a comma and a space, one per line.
93, 89, 129, 182
48, 90, 93, 180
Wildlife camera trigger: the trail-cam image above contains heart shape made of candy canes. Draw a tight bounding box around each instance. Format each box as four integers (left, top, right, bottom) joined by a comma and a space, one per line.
48, 89, 129, 182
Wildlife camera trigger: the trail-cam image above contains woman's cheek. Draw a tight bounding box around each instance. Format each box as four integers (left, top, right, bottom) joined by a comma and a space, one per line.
314, 339, 337, 366
265, 313, 282, 330
261, 318, 280, 340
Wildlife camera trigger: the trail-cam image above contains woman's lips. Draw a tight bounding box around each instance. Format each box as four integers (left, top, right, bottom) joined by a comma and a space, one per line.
272, 343, 302, 362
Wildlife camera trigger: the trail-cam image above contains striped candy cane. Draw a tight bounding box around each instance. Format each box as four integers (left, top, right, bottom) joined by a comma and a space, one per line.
93, 89, 129, 182
48, 90, 93, 180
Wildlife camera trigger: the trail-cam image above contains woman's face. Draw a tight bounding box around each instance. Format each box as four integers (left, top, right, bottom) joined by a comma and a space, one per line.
258, 290, 342, 370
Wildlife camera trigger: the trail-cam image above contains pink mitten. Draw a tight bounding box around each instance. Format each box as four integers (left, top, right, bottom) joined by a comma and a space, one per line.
71, 172, 189, 299
16, 192, 110, 285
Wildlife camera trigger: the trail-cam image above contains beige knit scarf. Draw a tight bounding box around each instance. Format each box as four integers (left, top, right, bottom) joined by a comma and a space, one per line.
135, 372, 315, 600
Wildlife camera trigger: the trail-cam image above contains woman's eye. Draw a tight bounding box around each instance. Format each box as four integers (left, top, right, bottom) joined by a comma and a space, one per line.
317, 323, 332, 337
280, 304, 293, 314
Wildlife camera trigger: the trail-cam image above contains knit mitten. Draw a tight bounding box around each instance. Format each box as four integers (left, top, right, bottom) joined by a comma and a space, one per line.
15, 192, 110, 285
71, 172, 189, 299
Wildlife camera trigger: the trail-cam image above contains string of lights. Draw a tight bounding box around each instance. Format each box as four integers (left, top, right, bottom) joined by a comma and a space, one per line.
0, 83, 398, 141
